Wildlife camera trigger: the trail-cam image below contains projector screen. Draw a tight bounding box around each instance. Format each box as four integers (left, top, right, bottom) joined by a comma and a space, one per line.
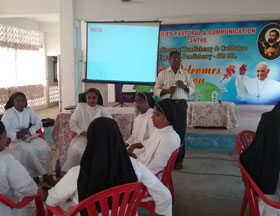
85, 21, 160, 84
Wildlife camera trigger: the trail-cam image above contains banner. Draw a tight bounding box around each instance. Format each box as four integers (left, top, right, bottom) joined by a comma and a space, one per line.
158, 20, 280, 104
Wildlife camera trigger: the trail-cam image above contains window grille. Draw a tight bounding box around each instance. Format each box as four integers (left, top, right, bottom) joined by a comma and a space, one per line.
0, 24, 41, 50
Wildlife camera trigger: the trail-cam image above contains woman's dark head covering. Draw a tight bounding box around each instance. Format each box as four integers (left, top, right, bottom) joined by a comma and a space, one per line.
272, 101, 280, 111
4, 92, 27, 111
0, 121, 6, 136
77, 117, 137, 207
154, 99, 186, 144
136, 92, 155, 108
240, 110, 280, 194
83, 88, 103, 105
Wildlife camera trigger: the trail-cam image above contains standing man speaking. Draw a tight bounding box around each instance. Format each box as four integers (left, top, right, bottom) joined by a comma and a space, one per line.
154, 51, 195, 169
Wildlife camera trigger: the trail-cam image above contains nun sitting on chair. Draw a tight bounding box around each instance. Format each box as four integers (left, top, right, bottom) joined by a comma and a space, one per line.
125, 92, 156, 157
46, 117, 172, 216
240, 109, 280, 216
62, 88, 112, 172
128, 99, 182, 175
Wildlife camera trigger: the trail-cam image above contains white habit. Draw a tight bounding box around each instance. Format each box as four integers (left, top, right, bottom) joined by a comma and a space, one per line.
2, 107, 52, 177
0, 152, 38, 216
137, 125, 180, 175
46, 157, 172, 216
258, 177, 280, 216
62, 103, 112, 171
235, 74, 280, 103
126, 108, 155, 157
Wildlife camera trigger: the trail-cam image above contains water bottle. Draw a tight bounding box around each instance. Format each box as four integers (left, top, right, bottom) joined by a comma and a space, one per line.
215, 91, 219, 102
212, 89, 217, 103
196, 89, 201, 101
55, 159, 61, 178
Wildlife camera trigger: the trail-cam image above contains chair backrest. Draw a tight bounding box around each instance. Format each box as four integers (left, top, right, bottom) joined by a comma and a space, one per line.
195, 82, 221, 101
156, 145, 181, 187
0, 188, 45, 216
46, 182, 147, 216
238, 159, 280, 216
235, 130, 256, 155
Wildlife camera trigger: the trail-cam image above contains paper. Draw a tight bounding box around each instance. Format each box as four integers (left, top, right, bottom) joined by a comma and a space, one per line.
23, 134, 40, 143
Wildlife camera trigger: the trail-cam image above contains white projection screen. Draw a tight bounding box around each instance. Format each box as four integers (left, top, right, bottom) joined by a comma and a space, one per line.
85, 21, 161, 84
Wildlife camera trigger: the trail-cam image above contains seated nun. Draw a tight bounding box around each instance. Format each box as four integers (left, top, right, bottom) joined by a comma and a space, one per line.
62, 88, 112, 172
0, 121, 38, 216
46, 117, 172, 216
125, 92, 155, 157
240, 110, 280, 216
2, 92, 55, 186
128, 99, 182, 174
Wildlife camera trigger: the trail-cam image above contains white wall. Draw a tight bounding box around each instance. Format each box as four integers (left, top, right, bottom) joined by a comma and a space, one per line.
1, 0, 280, 24
41, 22, 60, 56
59, 0, 77, 109
73, 0, 280, 24
0, 0, 58, 17
45, 32, 60, 56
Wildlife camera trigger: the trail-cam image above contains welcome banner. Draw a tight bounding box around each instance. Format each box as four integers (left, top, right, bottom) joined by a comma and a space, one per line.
158, 20, 280, 104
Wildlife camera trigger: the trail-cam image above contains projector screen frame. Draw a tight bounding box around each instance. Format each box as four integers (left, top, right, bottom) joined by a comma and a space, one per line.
84, 20, 161, 85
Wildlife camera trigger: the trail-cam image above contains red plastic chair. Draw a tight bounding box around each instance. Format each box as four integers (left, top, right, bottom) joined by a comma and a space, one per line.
71, 132, 76, 139
238, 159, 280, 216
139, 145, 181, 215
235, 130, 255, 155
235, 130, 255, 216
46, 182, 147, 216
0, 188, 45, 216
36, 128, 45, 139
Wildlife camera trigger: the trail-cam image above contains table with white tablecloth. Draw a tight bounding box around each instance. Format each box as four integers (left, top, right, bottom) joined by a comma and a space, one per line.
51, 107, 136, 166
187, 101, 238, 129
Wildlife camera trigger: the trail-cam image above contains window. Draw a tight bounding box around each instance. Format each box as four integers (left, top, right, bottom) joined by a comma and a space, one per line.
0, 24, 47, 112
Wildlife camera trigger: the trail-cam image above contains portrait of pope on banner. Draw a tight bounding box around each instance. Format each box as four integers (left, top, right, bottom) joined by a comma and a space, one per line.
235, 62, 280, 104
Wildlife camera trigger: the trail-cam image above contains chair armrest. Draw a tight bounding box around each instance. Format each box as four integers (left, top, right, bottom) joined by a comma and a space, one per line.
155, 170, 163, 177
0, 195, 35, 208
46, 205, 65, 216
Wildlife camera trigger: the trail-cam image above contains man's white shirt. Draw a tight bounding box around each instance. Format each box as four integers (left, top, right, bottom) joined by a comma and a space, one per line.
154, 67, 195, 100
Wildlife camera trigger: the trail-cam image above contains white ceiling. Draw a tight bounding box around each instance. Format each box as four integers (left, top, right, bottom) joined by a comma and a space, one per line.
1, 0, 280, 26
